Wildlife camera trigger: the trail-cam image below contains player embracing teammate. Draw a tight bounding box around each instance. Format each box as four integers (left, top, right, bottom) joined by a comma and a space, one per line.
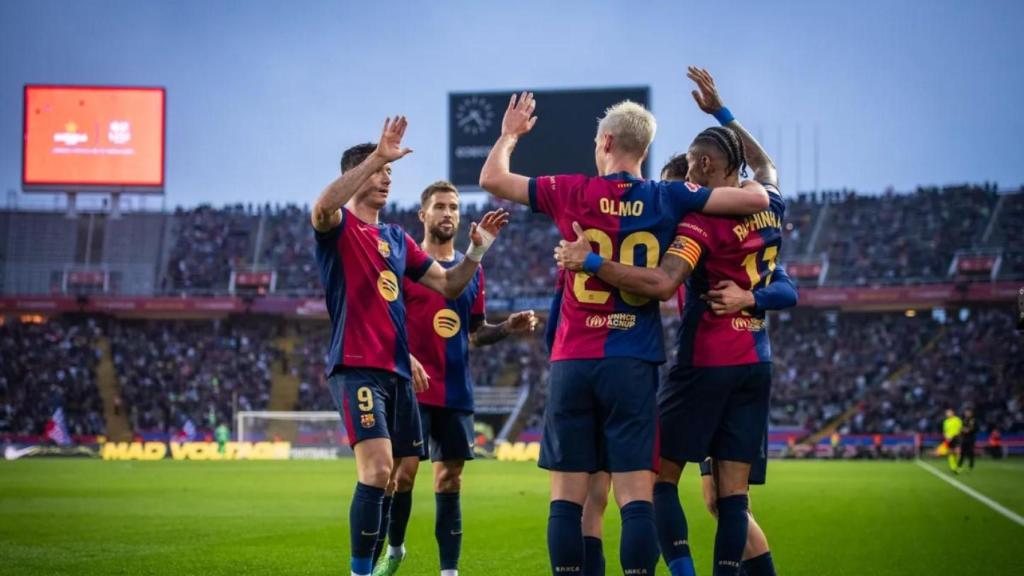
480, 82, 770, 573
556, 68, 795, 576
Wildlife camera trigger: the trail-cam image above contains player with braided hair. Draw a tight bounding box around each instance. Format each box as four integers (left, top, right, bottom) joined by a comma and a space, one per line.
558, 67, 794, 576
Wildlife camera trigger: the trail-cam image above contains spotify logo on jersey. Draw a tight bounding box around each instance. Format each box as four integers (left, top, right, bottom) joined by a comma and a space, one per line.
433, 309, 461, 338
377, 271, 399, 302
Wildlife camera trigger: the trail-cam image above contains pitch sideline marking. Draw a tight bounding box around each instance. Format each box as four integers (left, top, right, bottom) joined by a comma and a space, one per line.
915, 459, 1024, 528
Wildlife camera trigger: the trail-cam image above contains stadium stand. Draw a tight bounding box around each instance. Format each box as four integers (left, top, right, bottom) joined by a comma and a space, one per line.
166, 205, 258, 293
1, 184, 1022, 446
109, 319, 276, 435
850, 307, 1023, 434
0, 318, 105, 437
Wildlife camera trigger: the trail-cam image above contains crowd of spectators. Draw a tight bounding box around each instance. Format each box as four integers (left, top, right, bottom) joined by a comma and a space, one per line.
852, 308, 1023, 435
158, 184, 1022, 297
260, 205, 321, 294
815, 185, 1000, 285
293, 324, 331, 412
1, 302, 1018, 443
7, 181, 1024, 442
770, 311, 935, 431
166, 205, 257, 292
0, 318, 105, 437
988, 192, 1024, 279
110, 319, 277, 435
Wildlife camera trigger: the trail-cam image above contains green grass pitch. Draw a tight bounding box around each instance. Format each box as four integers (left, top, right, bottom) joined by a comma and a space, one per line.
1, 458, 1021, 575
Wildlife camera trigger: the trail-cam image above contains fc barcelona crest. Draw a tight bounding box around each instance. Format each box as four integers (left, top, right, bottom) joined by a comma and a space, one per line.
360, 413, 376, 429
377, 239, 391, 258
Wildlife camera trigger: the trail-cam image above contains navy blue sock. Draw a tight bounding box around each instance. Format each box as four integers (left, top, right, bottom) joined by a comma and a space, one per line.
373, 495, 393, 565
583, 536, 605, 576
714, 495, 750, 576
742, 552, 776, 576
388, 490, 413, 550
350, 482, 385, 575
619, 500, 659, 575
435, 492, 462, 570
547, 500, 583, 575
653, 481, 695, 576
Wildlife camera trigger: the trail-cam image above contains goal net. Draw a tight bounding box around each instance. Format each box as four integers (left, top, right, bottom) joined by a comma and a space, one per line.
236, 411, 346, 447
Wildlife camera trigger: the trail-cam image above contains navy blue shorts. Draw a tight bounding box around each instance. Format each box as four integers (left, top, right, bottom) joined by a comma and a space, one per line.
327, 367, 424, 458
659, 363, 771, 468
539, 358, 659, 474
697, 426, 768, 485
419, 404, 475, 463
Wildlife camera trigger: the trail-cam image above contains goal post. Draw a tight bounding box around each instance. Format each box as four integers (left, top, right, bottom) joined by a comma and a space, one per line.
236, 411, 344, 446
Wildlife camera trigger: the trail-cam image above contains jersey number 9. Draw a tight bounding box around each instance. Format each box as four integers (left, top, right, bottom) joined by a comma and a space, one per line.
356, 387, 374, 412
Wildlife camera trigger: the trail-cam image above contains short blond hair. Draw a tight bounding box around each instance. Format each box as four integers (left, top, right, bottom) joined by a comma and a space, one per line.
596, 100, 656, 159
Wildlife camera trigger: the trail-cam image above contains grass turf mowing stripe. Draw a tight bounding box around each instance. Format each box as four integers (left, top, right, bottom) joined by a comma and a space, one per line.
915, 459, 1024, 528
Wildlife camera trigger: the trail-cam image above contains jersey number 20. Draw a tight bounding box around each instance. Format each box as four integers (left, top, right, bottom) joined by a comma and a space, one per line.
573, 228, 660, 306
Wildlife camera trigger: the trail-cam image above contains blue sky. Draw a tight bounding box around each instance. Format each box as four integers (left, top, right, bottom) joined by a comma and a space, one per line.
2, 0, 1022, 208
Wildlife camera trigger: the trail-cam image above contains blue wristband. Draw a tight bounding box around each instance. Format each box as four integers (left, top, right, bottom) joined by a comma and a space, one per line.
582, 252, 605, 275
712, 106, 735, 126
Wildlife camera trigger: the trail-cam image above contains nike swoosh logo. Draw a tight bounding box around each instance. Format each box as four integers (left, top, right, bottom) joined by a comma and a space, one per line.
450, 530, 463, 536
360, 530, 379, 536
412, 441, 424, 447
4, 445, 38, 460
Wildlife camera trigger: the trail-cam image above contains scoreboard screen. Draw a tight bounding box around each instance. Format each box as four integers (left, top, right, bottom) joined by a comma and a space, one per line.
23, 85, 166, 193
449, 87, 650, 188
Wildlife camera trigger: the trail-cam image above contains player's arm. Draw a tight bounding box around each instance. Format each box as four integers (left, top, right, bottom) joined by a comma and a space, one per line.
416, 209, 510, 299
702, 264, 799, 316
310, 116, 412, 232
470, 310, 538, 346
701, 180, 770, 216
688, 66, 778, 187
554, 223, 694, 302
478, 92, 538, 206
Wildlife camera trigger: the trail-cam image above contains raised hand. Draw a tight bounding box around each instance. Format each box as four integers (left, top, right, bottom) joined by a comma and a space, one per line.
470, 208, 510, 245
687, 66, 725, 115
501, 92, 538, 138
375, 116, 413, 162
506, 310, 538, 333
553, 222, 593, 272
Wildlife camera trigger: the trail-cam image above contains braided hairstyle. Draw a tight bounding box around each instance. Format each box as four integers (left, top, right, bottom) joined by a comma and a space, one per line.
691, 127, 747, 178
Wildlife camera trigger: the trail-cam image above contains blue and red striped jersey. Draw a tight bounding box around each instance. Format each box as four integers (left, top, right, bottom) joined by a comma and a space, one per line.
672, 186, 786, 367
314, 207, 434, 380
529, 172, 711, 363
403, 253, 485, 412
